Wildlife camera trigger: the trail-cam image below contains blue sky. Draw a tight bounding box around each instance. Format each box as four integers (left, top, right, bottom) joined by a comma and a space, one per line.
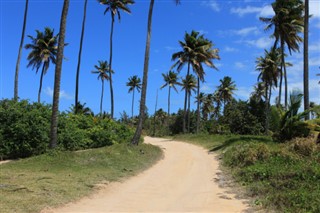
1, 0, 319, 118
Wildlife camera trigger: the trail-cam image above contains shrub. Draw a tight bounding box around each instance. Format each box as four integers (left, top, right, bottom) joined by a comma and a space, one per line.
0, 100, 135, 159
0, 99, 51, 159
288, 137, 318, 157
223, 143, 270, 167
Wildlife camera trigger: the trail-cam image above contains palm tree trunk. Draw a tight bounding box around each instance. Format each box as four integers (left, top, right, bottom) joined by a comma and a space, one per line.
109, 15, 115, 119
281, 40, 288, 109
50, 0, 69, 149
168, 86, 171, 115
196, 77, 200, 133
132, 89, 135, 118
131, 0, 154, 145
183, 62, 190, 133
14, 0, 29, 101
187, 92, 191, 132
75, 0, 88, 114
100, 80, 104, 117
304, 0, 309, 120
265, 85, 269, 135
278, 61, 283, 107
38, 64, 45, 103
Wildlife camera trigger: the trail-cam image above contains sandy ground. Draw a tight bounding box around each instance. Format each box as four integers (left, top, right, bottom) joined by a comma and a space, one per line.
45, 137, 249, 213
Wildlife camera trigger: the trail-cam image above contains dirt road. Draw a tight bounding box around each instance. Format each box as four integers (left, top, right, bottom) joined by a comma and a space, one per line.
49, 137, 249, 212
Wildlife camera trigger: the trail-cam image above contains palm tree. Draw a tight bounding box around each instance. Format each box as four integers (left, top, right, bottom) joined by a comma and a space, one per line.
250, 82, 266, 103
260, 0, 304, 109
92, 60, 110, 116
69, 102, 94, 116
98, 0, 134, 119
201, 93, 214, 121
181, 74, 197, 132
256, 48, 281, 134
160, 71, 180, 115
75, 0, 88, 114
172, 30, 219, 133
49, 0, 70, 149
217, 76, 236, 108
14, 0, 29, 101
131, 0, 180, 145
126, 75, 142, 118
25, 27, 59, 103
303, 0, 309, 120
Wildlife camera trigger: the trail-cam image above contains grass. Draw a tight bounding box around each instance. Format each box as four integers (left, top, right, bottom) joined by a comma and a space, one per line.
173, 133, 320, 213
0, 143, 162, 213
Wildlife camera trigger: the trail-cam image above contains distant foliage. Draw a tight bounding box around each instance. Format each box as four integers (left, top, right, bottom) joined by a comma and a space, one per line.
221, 100, 264, 135
0, 99, 134, 160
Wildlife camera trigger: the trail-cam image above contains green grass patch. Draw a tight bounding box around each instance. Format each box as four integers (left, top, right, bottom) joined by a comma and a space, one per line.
173, 134, 320, 213
0, 143, 162, 213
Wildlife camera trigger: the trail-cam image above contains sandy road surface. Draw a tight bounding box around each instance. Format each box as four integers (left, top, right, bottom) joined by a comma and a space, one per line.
47, 137, 249, 213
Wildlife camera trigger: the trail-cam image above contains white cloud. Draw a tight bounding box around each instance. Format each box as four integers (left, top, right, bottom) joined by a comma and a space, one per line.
309, 41, 320, 52
234, 26, 260, 36
45, 87, 73, 100
202, 1, 220, 12
244, 36, 273, 49
310, 1, 320, 19
224, 46, 238, 52
259, 5, 274, 17
215, 63, 223, 68
235, 86, 252, 100
235, 62, 245, 69
200, 83, 213, 92
230, 5, 274, 17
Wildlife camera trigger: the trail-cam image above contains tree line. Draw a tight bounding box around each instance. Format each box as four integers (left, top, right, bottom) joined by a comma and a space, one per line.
12, 0, 317, 148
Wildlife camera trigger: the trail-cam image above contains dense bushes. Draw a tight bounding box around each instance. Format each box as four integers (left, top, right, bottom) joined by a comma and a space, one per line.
0, 99, 134, 160
0, 99, 51, 159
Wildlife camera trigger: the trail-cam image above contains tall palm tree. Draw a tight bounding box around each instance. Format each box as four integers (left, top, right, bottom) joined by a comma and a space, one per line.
92, 61, 110, 116
256, 48, 281, 134
172, 30, 219, 133
98, 0, 134, 119
131, 0, 180, 145
126, 75, 142, 118
25, 27, 59, 103
160, 71, 180, 115
260, 0, 304, 109
49, 0, 70, 149
75, 0, 88, 114
303, 0, 309, 120
14, 0, 29, 101
217, 76, 236, 107
181, 74, 197, 132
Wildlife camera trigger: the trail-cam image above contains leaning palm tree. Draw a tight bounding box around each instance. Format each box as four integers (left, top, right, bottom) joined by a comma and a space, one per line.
181, 74, 197, 132
92, 61, 110, 116
14, 0, 29, 101
217, 76, 236, 108
250, 82, 267, 103
256, 48, 281, 134
98, 0, 134, 119
25, 27, 59, 103
303, 0, 309, 119
131, 0, 181, 145
49, 0, 70, 149
172, 30, 219, 133
260, 0, 304, 109
126, 75, 142, 118
160, 71, 180, 115
75, 0, 88, 114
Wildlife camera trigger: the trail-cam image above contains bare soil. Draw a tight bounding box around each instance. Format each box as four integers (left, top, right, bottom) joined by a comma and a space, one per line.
44, 137, 250, 212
